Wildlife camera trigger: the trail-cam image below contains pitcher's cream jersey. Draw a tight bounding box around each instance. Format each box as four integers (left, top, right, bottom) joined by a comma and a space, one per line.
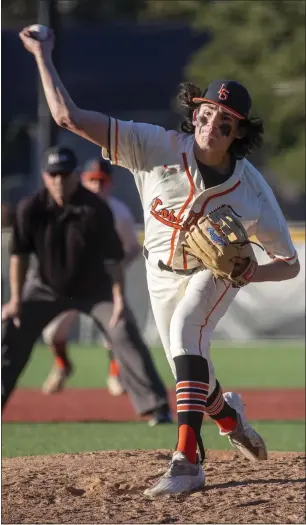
102, 118, 297, 270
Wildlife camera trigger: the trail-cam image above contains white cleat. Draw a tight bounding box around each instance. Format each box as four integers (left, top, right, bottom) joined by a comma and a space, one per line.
222, 392, 268, 461
42, 364, 72, 394
107, 375, 125, 396
144, 451, 205, 497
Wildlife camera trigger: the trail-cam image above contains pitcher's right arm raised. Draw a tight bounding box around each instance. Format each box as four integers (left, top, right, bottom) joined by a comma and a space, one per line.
19, 26, 109, 148
20, 25, 180, 174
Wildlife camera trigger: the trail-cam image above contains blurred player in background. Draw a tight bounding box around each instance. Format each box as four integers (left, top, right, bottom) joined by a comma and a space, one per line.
2, 146, 172, 426
42, 158, 142, 398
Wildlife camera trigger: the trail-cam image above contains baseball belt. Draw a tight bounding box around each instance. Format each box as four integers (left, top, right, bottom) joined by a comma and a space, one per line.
143, 246, 197, 276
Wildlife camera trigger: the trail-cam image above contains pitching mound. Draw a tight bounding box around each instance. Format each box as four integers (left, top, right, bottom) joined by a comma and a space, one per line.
2, 450, 305, 524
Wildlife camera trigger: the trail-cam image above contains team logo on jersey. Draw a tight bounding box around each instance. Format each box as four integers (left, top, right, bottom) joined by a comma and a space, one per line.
150, 198, 183, 229
150, 198, 203, 231
206, 227, 226, 245
150, 198, 205, 231
218, 84, 230, 101
150, 196, 229, 232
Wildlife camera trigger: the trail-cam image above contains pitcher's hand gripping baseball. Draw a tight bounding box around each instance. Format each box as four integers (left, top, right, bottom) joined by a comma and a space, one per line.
19, 24, 54, 56
184, 205, 258, 287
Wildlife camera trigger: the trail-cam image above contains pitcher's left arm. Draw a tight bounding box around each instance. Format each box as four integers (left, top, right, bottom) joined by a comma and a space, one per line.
252, 183, 300, 282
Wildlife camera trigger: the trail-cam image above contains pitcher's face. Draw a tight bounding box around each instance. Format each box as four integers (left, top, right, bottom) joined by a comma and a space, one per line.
193, 103, 241, 154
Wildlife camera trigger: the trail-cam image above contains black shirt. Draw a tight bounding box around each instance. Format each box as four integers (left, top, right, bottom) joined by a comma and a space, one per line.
11, 184, 124, 300
196, 156, 236, 189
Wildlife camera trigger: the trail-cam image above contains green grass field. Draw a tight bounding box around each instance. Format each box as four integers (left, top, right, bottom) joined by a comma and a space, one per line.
2, 340, 305, 458
3, 421, 305, 458
17, 340, 306, 389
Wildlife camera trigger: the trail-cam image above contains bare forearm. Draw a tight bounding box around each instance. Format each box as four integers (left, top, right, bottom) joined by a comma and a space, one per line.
20, 27, 109, 145
252, 258, 300, 283
10, 255, 29, 302
105, 262, 125, 297
35, 53, 109, 146
35, 53, 77, 126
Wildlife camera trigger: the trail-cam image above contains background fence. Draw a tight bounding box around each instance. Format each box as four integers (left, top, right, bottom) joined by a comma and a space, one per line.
2, 225, 305, 344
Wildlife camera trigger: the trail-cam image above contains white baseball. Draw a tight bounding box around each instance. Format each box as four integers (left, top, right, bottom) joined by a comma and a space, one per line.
28, 24, 49, 41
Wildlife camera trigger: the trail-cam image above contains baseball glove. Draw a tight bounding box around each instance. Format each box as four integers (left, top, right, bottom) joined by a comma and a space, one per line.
183, 205, 259, 287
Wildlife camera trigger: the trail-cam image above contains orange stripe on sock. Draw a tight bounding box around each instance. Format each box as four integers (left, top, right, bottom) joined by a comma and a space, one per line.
206, 397, 224, 416
176, 381, 209, 390
205, 390, 224, 413
55, 356, 68, 369
206, 403, 224, 416
176, 424, 197, 464
208, 389, 223, 407
176, 393, 207, 401
177, 404, 206, 412
109, 359, 120, 377
214, 416, 237, 434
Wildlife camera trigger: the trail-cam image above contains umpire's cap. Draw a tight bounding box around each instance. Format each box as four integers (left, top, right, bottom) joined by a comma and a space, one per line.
82, 157, 111, 181
193, 80, 252, 120
42, 146, 78, 175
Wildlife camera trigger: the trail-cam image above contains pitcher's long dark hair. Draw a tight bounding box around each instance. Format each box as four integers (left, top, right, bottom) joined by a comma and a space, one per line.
177, 82, 264, 160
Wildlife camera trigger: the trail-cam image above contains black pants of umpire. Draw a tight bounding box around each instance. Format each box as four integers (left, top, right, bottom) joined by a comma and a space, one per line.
1, 277, 169, 415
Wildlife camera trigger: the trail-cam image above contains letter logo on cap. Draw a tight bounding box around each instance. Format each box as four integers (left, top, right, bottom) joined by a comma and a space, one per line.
48, 153, 68, 164
218, 84, 229, 101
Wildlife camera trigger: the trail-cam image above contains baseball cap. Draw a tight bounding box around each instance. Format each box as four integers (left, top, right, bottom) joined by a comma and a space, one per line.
193, 80, 252, 120
82, 157, 111, 181
42, 146, 77, 175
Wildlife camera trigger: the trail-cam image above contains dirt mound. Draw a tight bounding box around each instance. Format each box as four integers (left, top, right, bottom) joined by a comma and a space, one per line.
2, 450, 305, 524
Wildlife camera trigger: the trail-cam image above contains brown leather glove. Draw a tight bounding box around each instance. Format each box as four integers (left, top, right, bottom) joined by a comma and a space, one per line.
183, 205, 258, 287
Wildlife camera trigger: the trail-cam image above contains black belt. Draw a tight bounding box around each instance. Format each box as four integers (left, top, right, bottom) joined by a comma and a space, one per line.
143, 246, 197, 276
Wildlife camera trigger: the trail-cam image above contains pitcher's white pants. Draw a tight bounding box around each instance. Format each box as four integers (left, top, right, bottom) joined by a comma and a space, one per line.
146, 263, 239, 395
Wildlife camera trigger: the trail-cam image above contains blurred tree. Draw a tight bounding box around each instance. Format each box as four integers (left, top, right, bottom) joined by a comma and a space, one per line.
73, 0, 204, 23
1, 0, 205, 26
1, 0, 37, 26
137, 0, 204, 22
185, 0, 305, 190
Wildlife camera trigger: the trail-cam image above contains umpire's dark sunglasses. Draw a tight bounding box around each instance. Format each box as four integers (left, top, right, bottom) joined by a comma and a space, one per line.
46, 171, 74, 178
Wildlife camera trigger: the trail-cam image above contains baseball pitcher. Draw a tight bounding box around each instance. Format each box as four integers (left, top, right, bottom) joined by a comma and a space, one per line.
19, 26, 300, 497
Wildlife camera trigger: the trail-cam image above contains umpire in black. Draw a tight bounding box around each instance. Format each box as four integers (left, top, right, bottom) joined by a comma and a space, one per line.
2, 146, 171, 422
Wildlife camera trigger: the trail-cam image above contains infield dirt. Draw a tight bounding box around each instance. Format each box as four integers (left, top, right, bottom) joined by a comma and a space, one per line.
2, 450, 305, 524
